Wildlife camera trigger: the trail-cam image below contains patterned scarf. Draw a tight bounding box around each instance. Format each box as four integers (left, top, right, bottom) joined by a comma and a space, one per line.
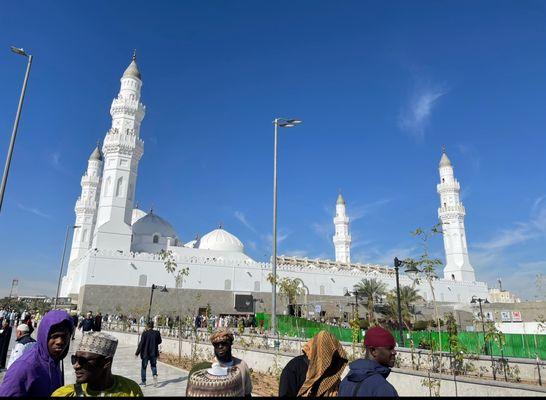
297, 331, 348, 397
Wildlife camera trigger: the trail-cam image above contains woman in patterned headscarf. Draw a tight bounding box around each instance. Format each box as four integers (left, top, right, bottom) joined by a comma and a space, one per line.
279, 331, 347, 397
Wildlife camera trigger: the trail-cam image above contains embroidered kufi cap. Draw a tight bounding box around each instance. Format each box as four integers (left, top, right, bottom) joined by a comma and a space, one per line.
78, 332, 118, 357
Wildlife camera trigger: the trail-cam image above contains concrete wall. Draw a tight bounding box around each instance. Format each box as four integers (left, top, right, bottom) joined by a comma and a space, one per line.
107, 330, 546, 397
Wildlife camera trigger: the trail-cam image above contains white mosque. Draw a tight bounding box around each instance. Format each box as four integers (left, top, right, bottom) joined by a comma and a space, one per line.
60, 55, 488, 314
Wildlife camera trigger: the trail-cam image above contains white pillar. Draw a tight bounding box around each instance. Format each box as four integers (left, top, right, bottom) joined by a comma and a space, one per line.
333, 192, 351, 263
437, 149, 476, 282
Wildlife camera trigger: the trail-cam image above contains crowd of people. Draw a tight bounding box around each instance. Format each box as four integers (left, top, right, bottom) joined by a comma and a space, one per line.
0, 307, 401, 397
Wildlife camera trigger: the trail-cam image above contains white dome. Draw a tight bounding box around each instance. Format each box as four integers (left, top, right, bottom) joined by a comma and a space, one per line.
198, 228, 244, 253
132, 212, 178, 239
131, 208, 147, 225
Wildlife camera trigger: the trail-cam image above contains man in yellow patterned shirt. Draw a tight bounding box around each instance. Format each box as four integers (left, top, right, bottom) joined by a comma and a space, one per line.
52, 332, 143, 397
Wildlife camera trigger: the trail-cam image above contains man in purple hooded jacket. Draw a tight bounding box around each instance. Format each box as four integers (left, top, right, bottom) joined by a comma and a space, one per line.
0, 310, 73, 397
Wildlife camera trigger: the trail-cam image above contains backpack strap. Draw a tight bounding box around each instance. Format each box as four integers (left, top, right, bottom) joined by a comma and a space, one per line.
74, 383, 86, 397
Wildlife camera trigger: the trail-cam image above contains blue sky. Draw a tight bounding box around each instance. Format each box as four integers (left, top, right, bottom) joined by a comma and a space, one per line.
0, 1, 545, 301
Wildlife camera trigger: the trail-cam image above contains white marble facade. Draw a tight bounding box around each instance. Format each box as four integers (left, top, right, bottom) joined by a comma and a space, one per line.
60, 56, 489, 304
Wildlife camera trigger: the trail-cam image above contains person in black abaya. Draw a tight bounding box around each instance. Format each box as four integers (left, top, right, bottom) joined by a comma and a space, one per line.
0, 319, 13, 369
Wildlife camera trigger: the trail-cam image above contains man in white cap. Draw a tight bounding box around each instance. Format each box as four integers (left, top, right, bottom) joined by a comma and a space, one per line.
52, 332, 143, 397
6, 323, 36, 369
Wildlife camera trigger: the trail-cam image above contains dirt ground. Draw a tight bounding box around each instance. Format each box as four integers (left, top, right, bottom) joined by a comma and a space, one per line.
159, 353, 280, 396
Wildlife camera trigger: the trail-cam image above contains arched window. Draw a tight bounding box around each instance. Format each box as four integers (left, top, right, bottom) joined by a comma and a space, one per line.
152, 234, 159, 244
138, 274, 147, 287
320, 285, 325, 295
115, 177, 123, 197
224, 279, 231, 290
254, 281, 260, 292
442, 178, 445, 183
104, 177, 112, 196
81, 229, 87, 243
451, 274, 455, 281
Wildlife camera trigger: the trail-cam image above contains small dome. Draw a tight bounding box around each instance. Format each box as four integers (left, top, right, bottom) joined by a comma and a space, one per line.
131, 208, 147, 225
184, 240, 197, 248
439, 151, 452, 168
122, 54, 141, 80
132, 212, 178, 238
89, 146, 102, 161
336, 193, 345, 205
199, 228, 244, 253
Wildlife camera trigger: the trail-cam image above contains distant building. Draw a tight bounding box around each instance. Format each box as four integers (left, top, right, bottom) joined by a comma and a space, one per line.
489, 288, 521, 304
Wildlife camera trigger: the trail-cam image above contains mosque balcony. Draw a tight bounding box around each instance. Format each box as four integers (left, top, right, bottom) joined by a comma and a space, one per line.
103, 132, 144, 157
80, 174, 100, 185
436, 180, 460, 193
75, 197, 98, 211
438, 204, 466, 218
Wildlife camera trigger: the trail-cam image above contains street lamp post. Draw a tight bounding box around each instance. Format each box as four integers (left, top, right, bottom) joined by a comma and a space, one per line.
0, 47, 33, 213
53, 225, 80, 309
147, 284, 168, 323
344, 289, 362, 317
471, 295, 495, 380
271, 117, 302, 335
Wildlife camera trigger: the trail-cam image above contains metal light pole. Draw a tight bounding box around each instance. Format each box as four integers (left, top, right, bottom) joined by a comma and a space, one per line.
471, 295, 495, 380
393, 257, 419, 347
54, 225, 80, 309
147, 284, 168, 323
0, 47, 33, 213
394, 257, 405, 347
271, 117, 302, 335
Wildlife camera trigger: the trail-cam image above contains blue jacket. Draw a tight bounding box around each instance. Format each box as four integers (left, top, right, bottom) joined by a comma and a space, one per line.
338, 359, 398, 397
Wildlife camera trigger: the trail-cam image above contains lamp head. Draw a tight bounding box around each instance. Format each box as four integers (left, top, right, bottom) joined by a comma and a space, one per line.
344, 290, 351, 297
160, 285, 168, 293
10, 46, 28, 57
484, 299, 490, 304
470, 295, 477, 304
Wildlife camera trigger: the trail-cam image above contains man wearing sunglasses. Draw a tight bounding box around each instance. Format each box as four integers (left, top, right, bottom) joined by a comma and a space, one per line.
210, 329, 253, 397
52, 332, 143, 397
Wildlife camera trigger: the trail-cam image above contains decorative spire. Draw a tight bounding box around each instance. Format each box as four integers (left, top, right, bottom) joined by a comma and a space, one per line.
89, 143, 103, 161
336, 192, 345, 205
439, 147, 452, 168
122, 51, 141, 80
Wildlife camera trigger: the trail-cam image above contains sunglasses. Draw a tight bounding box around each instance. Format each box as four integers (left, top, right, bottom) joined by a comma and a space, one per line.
71, 355, 104, 368
212, 341, 231, 347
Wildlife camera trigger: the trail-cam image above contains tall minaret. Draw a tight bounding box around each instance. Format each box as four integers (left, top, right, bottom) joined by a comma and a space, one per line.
333, 192, 351, 263
68, 145, 103, 262
437, 148, 476, 281
93, 52, 145, 252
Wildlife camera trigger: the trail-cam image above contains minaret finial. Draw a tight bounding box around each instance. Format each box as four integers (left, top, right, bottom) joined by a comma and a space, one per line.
132, 49, 137, 61
442, 145, 446, 154
218, 222, 223, 229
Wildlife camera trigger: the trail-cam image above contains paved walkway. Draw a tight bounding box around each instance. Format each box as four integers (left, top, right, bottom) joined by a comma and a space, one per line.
1, 330, 189, 396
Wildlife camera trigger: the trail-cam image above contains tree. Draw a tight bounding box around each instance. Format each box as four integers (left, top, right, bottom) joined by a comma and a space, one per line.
159, 249, 190, 362
402, 223, 445, 386
385, 286, 423, 329
267, 274, 305, 316
354, 278, 387, 324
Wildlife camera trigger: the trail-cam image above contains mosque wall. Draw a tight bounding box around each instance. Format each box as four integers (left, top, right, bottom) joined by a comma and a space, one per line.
75, 250, 488, 313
